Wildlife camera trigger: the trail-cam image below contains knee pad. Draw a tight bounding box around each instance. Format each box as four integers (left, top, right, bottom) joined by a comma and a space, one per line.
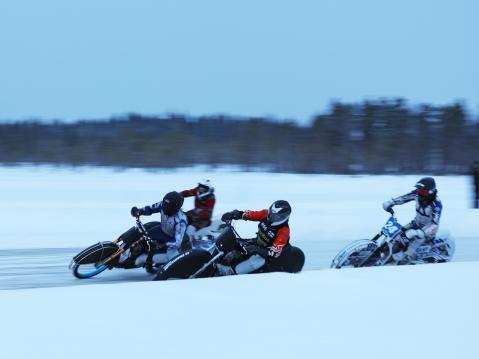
235, 255, 266, 275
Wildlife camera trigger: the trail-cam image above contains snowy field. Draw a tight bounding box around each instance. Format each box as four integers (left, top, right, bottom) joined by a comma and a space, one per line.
0, 166, 478, 359
0, 165, 477, 249
1, 262, 478, 359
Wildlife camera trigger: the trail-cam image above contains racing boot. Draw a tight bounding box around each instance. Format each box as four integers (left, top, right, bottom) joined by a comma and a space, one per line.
215, 263, 235, 276
134, 253, 148, 267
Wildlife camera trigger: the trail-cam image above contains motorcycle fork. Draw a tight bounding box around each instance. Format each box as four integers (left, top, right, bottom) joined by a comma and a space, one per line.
98, 238, 143, 267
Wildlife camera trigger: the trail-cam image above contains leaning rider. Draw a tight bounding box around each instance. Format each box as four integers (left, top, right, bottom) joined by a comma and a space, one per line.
180, 179, 216, 230
130, 191, 188, 268
218, 200, 292, 275
382, 177, 444, 263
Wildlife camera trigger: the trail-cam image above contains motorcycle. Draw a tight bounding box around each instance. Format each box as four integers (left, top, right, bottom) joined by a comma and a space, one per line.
69, 218, 168, 279
182, 219, 227, 251
154, 220, 305, 280
330, 210, 455, 269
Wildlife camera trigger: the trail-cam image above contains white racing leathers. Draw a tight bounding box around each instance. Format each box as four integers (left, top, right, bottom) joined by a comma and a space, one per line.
135, 201, 188, 266
388, 191, 443, 261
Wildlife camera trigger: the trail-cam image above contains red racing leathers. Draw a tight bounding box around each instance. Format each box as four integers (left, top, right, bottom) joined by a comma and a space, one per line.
242, 209, 290, 258
180, 188, 216, 229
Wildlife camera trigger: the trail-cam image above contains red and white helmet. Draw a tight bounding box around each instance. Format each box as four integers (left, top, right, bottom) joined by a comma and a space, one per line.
197, 179, 214, 199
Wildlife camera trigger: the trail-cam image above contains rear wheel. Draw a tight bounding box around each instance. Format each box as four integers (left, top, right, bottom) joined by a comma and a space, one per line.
266, 246, 305, 273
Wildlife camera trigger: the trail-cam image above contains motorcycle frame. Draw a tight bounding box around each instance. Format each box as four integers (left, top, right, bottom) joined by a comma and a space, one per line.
98, 217, 152, 268
188, 220, 245, 279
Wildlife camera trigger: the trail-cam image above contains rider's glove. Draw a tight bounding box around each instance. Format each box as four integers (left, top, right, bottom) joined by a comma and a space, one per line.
405, 228, 425, 241
382, 200, 395, 213
131, 206, 144, 217
221, 210, 244, 221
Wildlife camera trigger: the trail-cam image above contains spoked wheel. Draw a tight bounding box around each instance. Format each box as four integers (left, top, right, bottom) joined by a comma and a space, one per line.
345, 250, 375, 268
71, 241, 120, 279
71, 262, 109, 279
330, 240, 377, 269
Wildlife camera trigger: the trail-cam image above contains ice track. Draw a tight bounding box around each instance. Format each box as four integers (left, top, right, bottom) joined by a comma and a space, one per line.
1, 237, 478, 290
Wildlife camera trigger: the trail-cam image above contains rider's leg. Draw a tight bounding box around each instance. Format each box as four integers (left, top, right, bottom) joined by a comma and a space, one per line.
235, 255, 266, 274
391, 221, 421, 263
216, 254, 266, 276
135, 225, 175, 267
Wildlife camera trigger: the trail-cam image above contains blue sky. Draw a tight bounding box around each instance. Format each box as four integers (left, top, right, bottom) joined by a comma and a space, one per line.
1, 0, 478, 123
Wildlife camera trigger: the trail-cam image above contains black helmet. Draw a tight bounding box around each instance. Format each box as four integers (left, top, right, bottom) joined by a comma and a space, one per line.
415, 177, 437, 206
267, 200, 291, 226
162, 191, 184, 216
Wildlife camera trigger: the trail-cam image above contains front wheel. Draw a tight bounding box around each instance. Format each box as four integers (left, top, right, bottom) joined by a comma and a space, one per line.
330, 240, 377, 269
70, 241, 119, 279
71, 262, 109, 279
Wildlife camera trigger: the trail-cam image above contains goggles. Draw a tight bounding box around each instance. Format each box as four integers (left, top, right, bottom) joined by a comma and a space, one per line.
416, 188, 429, 197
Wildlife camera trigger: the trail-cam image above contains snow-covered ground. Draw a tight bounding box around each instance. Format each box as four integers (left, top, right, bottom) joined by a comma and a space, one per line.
1, 165, 477, 249
1, 262, 478, 359
0, 166, 478, 358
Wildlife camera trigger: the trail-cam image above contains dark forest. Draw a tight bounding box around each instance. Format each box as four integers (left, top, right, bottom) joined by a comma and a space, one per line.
1, 99, 478, 174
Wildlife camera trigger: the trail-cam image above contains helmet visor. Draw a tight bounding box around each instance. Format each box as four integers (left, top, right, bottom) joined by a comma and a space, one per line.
417, 188, 429, 197
162, 201, 180, 216
267, 211, 289, 224
198, 185, 209, 194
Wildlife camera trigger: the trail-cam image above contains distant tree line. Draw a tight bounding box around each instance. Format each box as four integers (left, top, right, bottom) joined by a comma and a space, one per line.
1, 99, 478, 174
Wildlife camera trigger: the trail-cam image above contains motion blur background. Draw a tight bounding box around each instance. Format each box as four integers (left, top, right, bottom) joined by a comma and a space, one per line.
1, 0, 478, 173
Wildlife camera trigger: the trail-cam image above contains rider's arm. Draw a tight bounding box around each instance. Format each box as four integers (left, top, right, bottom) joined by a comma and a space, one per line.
180, 188, 197, 198
242, 209, 269, 221
141, 201, 163, 216
383, 191, 416, 211
269, 226, 290, 258
172, 215, 188, 249
421, 200, 443, 237
391, 190, 416, 205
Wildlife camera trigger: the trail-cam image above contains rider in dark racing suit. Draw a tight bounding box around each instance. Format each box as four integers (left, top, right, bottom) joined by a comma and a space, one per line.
218, 200, 291, 275
122, 191, 188, 269
382, 177, 445, 263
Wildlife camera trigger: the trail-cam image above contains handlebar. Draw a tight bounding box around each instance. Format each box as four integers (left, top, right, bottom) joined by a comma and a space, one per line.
220, 219, 243, 240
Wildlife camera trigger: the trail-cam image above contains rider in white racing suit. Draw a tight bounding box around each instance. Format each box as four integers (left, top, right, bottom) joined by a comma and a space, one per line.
382, 177, 445, 263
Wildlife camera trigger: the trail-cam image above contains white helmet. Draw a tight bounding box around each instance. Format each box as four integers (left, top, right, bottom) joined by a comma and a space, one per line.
197, 179, 214, 199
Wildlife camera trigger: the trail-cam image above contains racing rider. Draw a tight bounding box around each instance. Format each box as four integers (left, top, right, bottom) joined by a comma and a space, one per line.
382, 177, 444, 263
180, 179, 216, 230
218, 200, 292, 275
129, 191, 188, 267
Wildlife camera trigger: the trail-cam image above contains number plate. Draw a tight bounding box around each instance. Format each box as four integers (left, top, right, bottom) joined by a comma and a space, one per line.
381, 217, 402, 239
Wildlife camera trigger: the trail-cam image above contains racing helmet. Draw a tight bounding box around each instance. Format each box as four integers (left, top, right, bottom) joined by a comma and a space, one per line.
162, 191, 184, 216
197, 179, 214, 199
267, 200, 291, 226
415, 177, 437, 206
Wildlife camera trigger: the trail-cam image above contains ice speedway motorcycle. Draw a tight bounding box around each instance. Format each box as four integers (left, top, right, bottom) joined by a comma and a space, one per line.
69, 217, 222, 279
330, 210, 455, 269
153, 219, 305, 280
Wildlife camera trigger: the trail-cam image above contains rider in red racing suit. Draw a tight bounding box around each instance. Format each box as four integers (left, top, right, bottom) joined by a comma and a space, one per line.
219, 200, 291, 275
180, 179, 216, 230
